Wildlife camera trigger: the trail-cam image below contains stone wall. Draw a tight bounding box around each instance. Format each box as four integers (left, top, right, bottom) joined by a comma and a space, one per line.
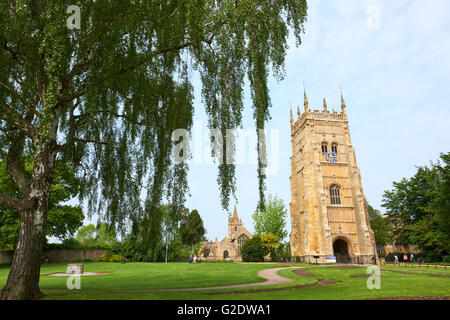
0, 251, 13, 265
0, 249, 108, 264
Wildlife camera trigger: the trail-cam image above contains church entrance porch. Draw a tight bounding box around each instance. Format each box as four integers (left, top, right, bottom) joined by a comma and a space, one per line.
333, 239, 350, 264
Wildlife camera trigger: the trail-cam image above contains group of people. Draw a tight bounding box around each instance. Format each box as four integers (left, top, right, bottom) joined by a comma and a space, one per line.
188, 255, 201, 264
394, 253, 418, 264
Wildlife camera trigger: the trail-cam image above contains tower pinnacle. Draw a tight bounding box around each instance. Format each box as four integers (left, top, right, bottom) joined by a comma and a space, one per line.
290, 104, 294, 124
303, 80, 309, 113
340, 83, 347, 114
232, 205, 238, 221
323, 98, 328, 112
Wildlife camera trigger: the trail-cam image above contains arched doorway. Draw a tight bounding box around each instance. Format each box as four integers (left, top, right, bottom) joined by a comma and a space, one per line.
223, 250, 229, 259
333, 239, 350, 264
203, 247, 210, 258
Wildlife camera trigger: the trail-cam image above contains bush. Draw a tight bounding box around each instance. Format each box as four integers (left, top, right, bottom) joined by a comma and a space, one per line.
109, 254, 123, 262
423, 251, 442, 263
385, 252, 423, 263
45, 238, 82, 250
241, 236, 267, 262
294, 256, 300, 263
442, 255, 450, 263
97, 252, 123, 262
97, 253, 109, 262
82, 258, 94, 262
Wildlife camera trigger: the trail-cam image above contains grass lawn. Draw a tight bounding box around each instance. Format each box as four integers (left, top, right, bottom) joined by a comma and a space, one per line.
0, 262, 449, 300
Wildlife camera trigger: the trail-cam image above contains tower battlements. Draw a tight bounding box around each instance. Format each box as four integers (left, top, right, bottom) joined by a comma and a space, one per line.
290, 91, 348, 132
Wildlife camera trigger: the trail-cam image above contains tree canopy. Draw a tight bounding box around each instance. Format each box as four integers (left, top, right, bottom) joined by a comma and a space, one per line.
179, 209, 206, 254
0, 159, 84, 250
75, 223, 117, 248
241, 235, 267, 262
367, 204, 391, 247
0, 0, 308, 223
382, 152, 450, 257
252, 194, 288, 241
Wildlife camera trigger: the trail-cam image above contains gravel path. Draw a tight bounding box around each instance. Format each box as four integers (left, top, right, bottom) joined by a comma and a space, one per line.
126, 266, 303, 292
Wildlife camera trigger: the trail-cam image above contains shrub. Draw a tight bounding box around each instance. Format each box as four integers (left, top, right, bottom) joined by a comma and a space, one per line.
241, 236, 267, 262
423, 252, 442, 263
443, 255, 450, 263
109, 254, 123, 262
294, 256, 300, 263
97, 253, 108, 262
82, 258, 94, 262
385, 252, 423, 263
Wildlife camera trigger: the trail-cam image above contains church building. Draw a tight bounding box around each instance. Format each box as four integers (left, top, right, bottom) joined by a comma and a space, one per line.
289, 88, 376, 264
199, 206, 252, 261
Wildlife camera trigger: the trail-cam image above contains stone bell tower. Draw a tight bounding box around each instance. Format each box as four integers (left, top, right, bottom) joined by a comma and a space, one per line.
289, 87, 376, 264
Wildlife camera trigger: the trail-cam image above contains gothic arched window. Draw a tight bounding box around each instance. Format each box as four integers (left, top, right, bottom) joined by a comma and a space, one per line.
237, 234, 248, 256
331, 143, 338, 154
321, 142, 328, 154
329, 185, 341, 205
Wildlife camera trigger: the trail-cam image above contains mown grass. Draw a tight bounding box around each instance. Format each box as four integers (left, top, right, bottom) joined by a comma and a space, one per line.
0, 262, 449, 300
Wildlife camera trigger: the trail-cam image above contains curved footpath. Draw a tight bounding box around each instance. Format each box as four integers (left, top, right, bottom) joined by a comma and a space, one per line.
127, 266, 303, 292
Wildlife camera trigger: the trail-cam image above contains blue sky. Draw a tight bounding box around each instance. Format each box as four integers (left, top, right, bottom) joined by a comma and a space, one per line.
76, 0, 450, 243
184, 0, 450, 241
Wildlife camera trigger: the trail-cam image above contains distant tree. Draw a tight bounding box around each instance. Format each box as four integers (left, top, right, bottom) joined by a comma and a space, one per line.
125, 204, 181, 262
259, 233, 280, 257
367, 204, 392, 246
382, 152, 450, 257
252, 194, 288, 241
431, 153, 450, 249
75, 224, 96, 247
241, 235, 267, 262
75, 223, 116, 248
0, 160, 84, 251
179, 209, 206, 254
94, 223, 117, 248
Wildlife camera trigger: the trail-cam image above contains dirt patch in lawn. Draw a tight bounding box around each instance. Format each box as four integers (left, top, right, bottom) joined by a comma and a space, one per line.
383, 270, 413, 275
41, 272, 111, 277
383, 269, 450, 278
327, 266, 363, 269
204, 279, 341, 295
351, 274, 385, 278
292, 269, 317, 277
368, 296, 450, 300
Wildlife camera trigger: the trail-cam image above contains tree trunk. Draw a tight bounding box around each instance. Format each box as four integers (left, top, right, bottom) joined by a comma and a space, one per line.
0, 142, 56, 300
0, 209, 47, 300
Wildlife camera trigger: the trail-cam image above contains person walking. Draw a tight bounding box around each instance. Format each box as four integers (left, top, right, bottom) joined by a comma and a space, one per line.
193, 255, 197, 264
410, 254, 415, 262
403, 254, 408, 263
394, 255, 399, 264
189, 255, 193, 264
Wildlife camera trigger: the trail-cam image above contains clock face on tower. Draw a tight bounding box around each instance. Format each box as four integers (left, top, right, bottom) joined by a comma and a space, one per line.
326, 151, 337, 162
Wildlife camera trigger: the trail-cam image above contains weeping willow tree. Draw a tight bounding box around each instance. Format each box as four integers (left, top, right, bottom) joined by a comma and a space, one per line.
0, 0, 307, 299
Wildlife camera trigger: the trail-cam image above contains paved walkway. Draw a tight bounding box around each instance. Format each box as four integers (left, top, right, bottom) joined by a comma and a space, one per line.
126, 266, 303, 292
